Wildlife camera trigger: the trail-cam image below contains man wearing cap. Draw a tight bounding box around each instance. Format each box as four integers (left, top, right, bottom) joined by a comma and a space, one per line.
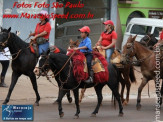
29, 10, 51, 55
96, 20, 117, 63
73, 26, 93, 83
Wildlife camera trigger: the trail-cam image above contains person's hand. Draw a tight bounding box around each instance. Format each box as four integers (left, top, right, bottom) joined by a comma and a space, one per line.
101, 46, 107, 50
31, 36, 37, 41
29, 33, 33, 37
73, 47, 79, 51
96, 42, 100, 46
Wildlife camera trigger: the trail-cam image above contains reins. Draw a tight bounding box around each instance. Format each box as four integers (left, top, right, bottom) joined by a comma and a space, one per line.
0, 32, 31, 61
38, 50, 83, 91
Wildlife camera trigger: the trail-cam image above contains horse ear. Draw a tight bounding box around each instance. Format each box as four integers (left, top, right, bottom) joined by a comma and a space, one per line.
150, 34, 153, 37
1, 27, 3, 31
133, 35, 137, 41
7, 27, 11, 33
46, 48, 50, 55
69, 39, 73, 43
76, 40, 80, 46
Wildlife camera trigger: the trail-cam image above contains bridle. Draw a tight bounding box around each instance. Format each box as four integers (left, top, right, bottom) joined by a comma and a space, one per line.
37, 51, 82, 90
122, 42, 152, 64
0, 32, 31, 61
142, 34, 151, 45
0, 32, 10, 47
121, 42, 135, 64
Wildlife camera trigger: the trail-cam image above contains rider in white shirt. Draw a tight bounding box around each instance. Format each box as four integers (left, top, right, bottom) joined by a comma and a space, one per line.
0, 47, 11, 87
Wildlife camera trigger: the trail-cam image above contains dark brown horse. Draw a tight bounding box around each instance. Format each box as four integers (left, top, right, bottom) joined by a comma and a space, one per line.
111, 49, 136, 105
120, 35, 163, 110
69, 40, 136, 105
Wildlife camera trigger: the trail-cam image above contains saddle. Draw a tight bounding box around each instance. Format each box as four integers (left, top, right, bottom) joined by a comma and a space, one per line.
94, 47, 124, 68
68, 50, 109, 83
83, 57, 105, 73
93, 46, 106, 58
30, 42, 39, 57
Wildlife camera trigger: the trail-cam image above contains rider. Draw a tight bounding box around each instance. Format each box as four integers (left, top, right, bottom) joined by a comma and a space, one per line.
29, 10, 51, 55
0, 47, 10, 87
154, 28, 163, 47
96, 20, 117, 63
73, 26, 93, 83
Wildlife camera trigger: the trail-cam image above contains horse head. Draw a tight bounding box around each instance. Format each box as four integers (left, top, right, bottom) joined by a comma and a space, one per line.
67, 39, 79, 54
34, 49, 50, 76
0, 27, 11, 51
69, 39, 79, 48
120, 35, 137, 64
140, 33, 158, 47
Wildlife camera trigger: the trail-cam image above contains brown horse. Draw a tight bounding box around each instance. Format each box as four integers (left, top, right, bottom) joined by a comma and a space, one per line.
68, 40, 136, 105
120, 35, 163, 110
111, 49, 136, 105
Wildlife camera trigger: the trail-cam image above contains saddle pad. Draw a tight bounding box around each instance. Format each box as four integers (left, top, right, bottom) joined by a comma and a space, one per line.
83, 58, 88, 73
94, 46, 106, 58
92, 58, 105, 73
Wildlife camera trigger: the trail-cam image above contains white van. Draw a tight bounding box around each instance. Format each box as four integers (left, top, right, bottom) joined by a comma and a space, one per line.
121, 18, 163, 49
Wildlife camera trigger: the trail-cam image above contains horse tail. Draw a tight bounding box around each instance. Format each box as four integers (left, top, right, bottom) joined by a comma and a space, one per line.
129, 65, 136, 83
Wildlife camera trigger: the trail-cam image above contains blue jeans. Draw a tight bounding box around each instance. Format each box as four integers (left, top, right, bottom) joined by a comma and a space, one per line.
39, 42, 49, 55
106, 48, 114, 63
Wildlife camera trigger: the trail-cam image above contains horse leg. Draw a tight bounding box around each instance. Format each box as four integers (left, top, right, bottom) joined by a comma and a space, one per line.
3, 71, 21, 104
161, 79, 163, 105
108, 83, 124, 116
73, 88, 80, 119
79, 88, 86, 103
54, 89, 72, 104
136, 77, 148, 110
91, 85, 103, 117
58, 90, 67, 118
66, 90, 72, 103
124, 74, 131, 104
119, 74, 125, 104
29, 72, 40, 106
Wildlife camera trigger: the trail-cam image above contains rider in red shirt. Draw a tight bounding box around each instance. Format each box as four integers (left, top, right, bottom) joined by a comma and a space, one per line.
96, 20, 117, 63
160, 29, 163, 40
154, 28, 163, 47
30, 10, 51, 55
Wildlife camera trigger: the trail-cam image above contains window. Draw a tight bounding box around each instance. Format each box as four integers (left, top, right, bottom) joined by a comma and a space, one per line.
126, 24, 132, 32
153, 27, 162, 37
130, 25, 152, 35
56, 27, 64, 38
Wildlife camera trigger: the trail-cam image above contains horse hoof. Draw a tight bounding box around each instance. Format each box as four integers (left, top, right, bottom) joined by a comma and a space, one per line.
122, 100, 128, 106
119, 112, 124, 117
60, 112, 64, 118
90, 113, 96, 117
68, 97, 72, 103
73, 115, 79, 119
79, 100, 82, 103
35, 102, 39, 106
136, 104, 141, 110
53, 100, 59, 104
3, 101, 8, 105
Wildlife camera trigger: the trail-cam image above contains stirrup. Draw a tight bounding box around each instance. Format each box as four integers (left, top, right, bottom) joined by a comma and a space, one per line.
84, 77, 93, 84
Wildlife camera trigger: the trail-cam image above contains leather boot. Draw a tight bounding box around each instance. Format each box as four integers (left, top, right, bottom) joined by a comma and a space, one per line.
84, 70, 94, 84
0, 76, 7, 87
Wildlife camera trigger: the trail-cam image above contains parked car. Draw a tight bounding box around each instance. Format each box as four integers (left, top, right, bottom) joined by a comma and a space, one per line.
121, 18, 163, 49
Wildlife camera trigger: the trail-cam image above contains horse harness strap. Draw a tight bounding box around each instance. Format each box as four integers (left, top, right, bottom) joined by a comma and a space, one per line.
0, 32, 10, 47
125, 42, 153, 64
54, 51, 76, 77
146, 35, 151, 45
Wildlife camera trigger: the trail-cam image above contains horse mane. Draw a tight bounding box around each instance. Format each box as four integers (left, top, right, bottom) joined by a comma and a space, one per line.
136, 41, 153, 53
10, 32, 29, 48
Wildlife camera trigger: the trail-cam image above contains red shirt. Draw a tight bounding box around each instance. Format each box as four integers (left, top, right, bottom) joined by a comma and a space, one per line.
160, 30, 163, 40
35, 22, 51, 39
101, 31, 117, 48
